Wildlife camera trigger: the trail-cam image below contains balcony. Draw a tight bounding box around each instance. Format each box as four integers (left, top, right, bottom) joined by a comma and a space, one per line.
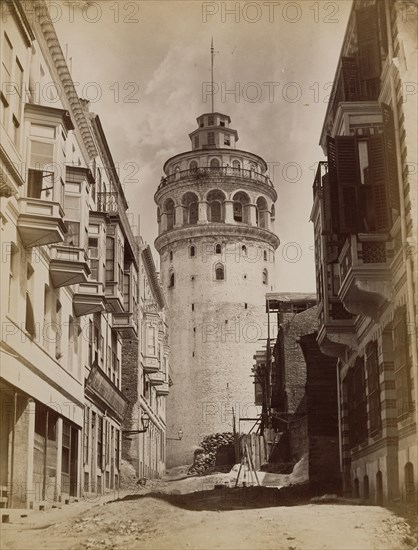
49, 245, 90, 288
143, 299, 159, 315
112, 312, 138, 338
148, 371, 166, 386
97, 191, 137, 259
338, 234, 392, 319
317, 300, 357, 359
105, 281, 124, 313
157, 166, 273, 192
142, 354, 159, 373
73, 281, 106, 317
156, 383, 169, 396
17, 198, 66, 247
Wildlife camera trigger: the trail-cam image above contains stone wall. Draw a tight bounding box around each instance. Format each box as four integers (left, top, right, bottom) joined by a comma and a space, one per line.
300, 332, 340, 490
162, 233, 277, 467
121, 337, 140, 475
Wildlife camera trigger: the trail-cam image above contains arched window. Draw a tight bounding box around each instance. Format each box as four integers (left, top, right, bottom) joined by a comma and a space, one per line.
232, 160, 241, 172
169, 272, 175, 288
157, 207, 161, 224
169, 250, 173, 261
190, 245, 196, 258
174, 165, 180, 179
264, 250, 267, 261
182, 192, 199, 225
233, 202, 242, 222
250, 163, 256, 173
215, 243, 222, 254
215, 263, 224, 280
211, 201, 221, 222
165, 198, 175, 230
207, 190, 225, 222
189, 202, 198, 224
262, 268, 268, 285
233, 191, 250, 224
363, 475, 369, 499
242, 245, 247, 256
190, 160, 198, 171
256, 196, 268, 229
271, 204, 276, 221
210, 158, 220, 170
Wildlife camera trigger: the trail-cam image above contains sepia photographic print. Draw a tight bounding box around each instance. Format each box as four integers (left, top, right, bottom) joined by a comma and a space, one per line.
0, 0, 417, 548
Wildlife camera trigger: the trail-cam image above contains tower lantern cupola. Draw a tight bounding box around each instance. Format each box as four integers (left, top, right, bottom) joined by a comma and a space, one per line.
189, 112, 239, 150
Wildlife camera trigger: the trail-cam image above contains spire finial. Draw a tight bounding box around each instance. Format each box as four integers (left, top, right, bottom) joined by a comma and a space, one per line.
210, 37, 215, 113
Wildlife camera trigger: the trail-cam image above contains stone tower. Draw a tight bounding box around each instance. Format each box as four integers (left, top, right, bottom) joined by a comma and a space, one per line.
154, 112, 280, 467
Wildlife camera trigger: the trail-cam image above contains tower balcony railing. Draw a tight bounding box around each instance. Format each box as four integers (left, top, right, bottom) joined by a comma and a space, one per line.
158, 166, 273, 191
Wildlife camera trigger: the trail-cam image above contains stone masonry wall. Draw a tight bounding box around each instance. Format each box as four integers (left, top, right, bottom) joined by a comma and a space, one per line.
163, 234, 277, 467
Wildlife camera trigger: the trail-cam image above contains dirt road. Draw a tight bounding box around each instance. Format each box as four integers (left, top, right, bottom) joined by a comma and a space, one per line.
1, 480, 416, 550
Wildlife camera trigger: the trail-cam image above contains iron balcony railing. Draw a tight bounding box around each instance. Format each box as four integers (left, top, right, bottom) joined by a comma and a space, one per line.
158, 166, 273, 191
97, 191, 137, 257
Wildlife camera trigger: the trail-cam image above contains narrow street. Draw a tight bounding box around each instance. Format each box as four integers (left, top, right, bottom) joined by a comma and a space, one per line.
1, 477, 416, 550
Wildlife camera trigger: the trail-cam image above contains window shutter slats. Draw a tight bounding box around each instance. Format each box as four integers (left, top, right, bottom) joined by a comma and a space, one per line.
335, 136, 361, 233
393, 306, 413, 418
341, 57, 361, 101
355, 4, 381, 83
324, 137, 340, 234
368, 134, 391, 231
382, 103, 400, 212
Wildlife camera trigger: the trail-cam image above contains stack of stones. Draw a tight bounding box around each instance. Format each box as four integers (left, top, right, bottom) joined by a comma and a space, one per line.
189, 432, 235, 475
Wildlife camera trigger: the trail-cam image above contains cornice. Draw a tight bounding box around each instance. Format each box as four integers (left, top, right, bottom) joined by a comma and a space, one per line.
90, 115, 129, 210
32, 1, 98, 159
154, 174, 278, 204
24, 103, 74, 132
163, 147, 268, 174
154, 223, 280, 252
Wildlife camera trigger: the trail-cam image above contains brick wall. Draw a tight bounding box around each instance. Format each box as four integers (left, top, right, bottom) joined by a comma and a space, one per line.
121, 337, 140, 474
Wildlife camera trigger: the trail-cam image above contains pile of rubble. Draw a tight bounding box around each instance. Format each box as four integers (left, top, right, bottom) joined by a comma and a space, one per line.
188, 432, 235, 476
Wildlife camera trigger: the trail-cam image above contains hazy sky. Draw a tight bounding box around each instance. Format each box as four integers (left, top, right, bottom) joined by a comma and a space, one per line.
55, 0, 352, 291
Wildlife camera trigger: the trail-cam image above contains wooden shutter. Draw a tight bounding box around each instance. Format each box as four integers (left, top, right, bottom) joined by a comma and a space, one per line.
366, 340, 381, 435
341, 57, 361, 101
368, 134, 391, 231
324, 137, 340, 234
393, 306, 412, 418
377, 1, 388, 55
382, 103, 400, 212
335, 136, 362, 233
356, 4, 381, 82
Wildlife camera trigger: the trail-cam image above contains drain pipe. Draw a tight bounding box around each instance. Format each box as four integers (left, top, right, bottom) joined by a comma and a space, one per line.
385, 0, 418, 452
336, 359, 343, 478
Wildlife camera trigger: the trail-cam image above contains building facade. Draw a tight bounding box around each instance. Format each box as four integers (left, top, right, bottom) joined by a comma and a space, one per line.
253, 293, 340, 491
0, 0, 168, 509
122, 243, 170, 480
311, 0, 417, 505
154, 111, 280, 467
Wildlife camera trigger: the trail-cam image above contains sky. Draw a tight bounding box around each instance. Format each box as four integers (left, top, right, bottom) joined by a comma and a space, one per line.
54, 0, 353, 291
